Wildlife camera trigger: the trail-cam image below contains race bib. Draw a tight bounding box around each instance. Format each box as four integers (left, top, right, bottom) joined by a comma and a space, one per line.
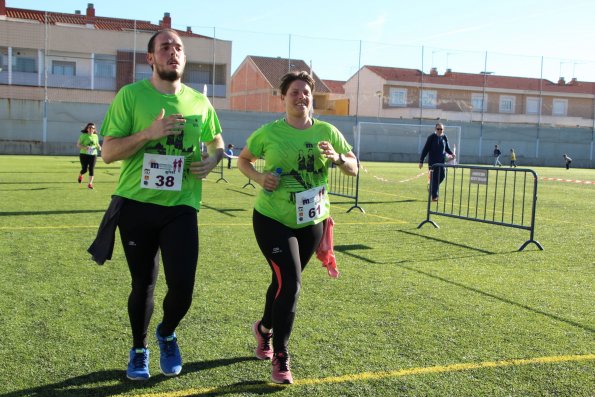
87, 147, 95, 155
141, 154, 185, 191
296, 185, 328, 224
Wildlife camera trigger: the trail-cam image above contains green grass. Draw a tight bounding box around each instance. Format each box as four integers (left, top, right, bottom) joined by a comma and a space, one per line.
0, 155, 593, 397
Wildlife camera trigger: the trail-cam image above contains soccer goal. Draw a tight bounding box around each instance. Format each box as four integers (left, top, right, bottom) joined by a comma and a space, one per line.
354, 122, 462, 162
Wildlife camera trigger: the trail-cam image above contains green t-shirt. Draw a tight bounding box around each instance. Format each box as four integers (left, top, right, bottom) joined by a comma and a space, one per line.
100, 80, 222, 210
78, 133, 100, 156
247, 118, 352, 228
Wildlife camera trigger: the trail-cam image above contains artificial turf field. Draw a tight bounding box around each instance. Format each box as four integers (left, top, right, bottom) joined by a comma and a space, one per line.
0, 155, 593, 396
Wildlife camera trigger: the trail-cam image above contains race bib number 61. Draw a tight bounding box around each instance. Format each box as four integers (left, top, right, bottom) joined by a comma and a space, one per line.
295, 185, 328, 224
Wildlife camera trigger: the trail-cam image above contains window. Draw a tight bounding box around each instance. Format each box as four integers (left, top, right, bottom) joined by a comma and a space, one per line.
526, 97, 541, 115
182, 63, 227, 85
499, 95, 516, 113
14, 57, 37, 73
388, 87, 407, 106
52, 61, 75, 76
471, 93, 487, 112
95, 55, 116, 78
552, 99, 568, 116
420, 90, 437, 108
134, 64, 152, 82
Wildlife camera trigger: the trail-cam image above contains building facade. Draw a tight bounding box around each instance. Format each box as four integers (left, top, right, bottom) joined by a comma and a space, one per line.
344, 65, 595, 127
0, 1, 232, 108
230, 55, 347, 115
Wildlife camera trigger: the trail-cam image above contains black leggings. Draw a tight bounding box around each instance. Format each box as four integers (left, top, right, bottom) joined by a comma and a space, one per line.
252, 210, 324, 354
430, 165, 446, 199
79, 154, 97, 176
117, 199, 199, 348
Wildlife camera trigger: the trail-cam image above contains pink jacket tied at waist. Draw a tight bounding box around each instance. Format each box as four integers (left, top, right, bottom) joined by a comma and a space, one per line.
316, 216, 339, 278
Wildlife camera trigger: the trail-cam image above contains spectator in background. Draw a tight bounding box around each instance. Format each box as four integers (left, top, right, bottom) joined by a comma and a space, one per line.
510, 148, 517, 167
225, 144, 235, 169
419, 123, 456, 202
563, 154, 572, 170
76, 122, 101, 189
493, 144, 502, 167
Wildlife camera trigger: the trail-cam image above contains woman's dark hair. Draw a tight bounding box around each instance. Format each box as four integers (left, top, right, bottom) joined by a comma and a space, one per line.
81, 122, 95, 133
279, 71, 315, 95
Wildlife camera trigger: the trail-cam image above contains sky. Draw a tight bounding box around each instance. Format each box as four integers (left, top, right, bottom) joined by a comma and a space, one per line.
9, 0, 595, 83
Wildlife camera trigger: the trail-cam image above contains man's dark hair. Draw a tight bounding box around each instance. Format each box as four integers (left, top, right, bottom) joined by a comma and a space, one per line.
147, 28, 179, 53
279, 71, 315, 95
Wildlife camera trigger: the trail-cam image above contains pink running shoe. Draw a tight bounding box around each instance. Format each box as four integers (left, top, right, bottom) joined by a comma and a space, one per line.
252, 321, 273, 360
271, 352, 293, 384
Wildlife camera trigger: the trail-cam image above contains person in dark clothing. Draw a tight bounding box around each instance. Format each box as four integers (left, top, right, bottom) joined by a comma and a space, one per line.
493, 145, 502, 166
418, 123, 455, 201
563, 154, 572, 170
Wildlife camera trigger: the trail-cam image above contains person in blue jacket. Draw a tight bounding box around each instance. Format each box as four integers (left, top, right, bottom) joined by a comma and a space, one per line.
418, 123, 456, 201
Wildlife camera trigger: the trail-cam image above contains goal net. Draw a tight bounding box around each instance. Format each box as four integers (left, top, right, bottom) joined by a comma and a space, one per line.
354, 122, 462, 162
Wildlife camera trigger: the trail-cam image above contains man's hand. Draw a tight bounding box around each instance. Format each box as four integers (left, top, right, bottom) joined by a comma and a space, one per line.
144, 108, 186, 141
189, 152, 218, 179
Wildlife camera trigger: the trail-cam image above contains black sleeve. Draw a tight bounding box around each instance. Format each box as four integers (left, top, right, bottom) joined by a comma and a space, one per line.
419, 135, 432, 164
443, 135, 453, 155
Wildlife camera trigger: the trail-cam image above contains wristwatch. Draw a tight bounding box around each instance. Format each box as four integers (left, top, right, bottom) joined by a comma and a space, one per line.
335, 153, 346, 166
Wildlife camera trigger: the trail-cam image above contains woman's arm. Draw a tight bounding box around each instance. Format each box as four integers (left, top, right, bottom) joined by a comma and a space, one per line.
237, 147, 281, 191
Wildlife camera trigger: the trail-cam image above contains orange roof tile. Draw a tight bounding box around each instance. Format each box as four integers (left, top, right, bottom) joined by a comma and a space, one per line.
366, 65, 595, 95
322, 79, 346, 94
248, 56, 330, 93
5, 7, 210, 39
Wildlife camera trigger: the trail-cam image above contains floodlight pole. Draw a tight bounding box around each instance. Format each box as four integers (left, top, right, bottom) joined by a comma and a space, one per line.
536, 56, 544, 159
419, 46, 424, 125
42, 11, 48, 145
479, 51, 488, 159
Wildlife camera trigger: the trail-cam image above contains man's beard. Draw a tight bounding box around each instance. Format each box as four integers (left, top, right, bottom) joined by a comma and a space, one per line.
155, 64, 184, 82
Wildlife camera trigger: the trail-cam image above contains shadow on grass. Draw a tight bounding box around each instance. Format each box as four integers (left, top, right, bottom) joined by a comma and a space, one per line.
397, 229, 495, 254
2, 356, 284, 397
396, 262, 595, 334
335, 244, 377, 264
353, 199, 418, 205
226, 187, 257, 197
200, 204, 248, 217
0, 209, 106, 216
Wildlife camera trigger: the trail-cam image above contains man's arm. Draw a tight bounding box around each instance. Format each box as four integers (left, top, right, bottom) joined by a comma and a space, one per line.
188, 134, 225, 179
418, 135, 432, 168
444, 135, 455, 156
101, 109, 186, 164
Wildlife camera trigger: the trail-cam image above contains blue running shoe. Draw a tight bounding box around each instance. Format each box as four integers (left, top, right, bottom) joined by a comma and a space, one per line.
156, 323, 182, 376
126, 348, 150, 380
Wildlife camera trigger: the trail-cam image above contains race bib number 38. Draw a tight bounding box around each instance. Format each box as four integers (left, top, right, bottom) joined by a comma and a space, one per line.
295, 185, 328, 224
141, 154, 185, 191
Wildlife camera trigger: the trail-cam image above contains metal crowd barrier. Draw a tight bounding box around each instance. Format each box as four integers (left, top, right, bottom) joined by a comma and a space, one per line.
212, 158, 228, 183
328, 160, 364, 213
418, 164, 543, 251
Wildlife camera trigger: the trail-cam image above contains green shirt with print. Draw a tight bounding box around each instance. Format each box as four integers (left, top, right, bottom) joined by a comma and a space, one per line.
100, 80, 222, 210
78, 133, 100, 156
247, 118, 352, 228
